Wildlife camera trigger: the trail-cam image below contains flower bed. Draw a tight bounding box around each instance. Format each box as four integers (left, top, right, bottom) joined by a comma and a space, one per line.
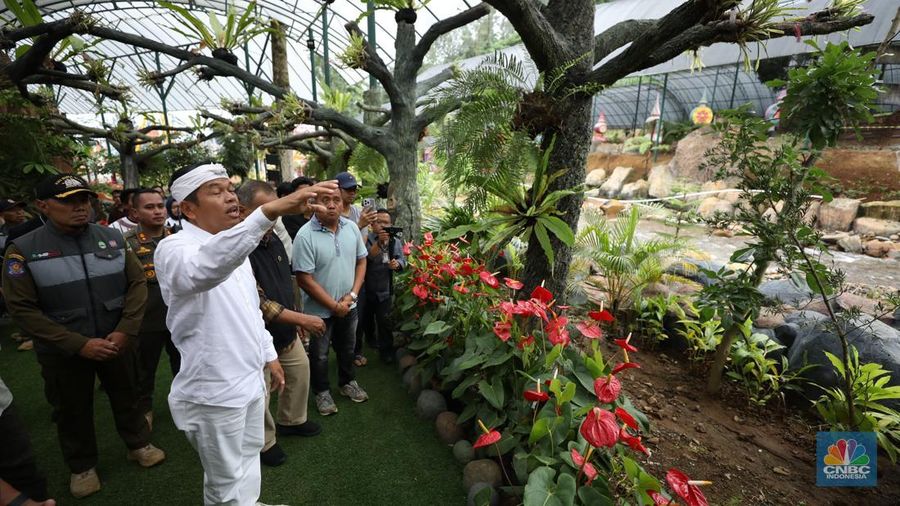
394, 233, 710, 505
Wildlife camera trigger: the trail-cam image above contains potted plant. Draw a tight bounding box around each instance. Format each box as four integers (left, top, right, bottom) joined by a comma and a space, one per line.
158, 0, 269, 66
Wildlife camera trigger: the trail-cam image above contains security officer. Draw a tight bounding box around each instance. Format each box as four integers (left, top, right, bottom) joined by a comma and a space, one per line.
123, 188, 180, 430
1, 174, 166, 499
0, 198, 28, 251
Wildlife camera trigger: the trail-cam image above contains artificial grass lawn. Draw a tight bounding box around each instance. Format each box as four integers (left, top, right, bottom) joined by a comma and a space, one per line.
0, 324, 465, 505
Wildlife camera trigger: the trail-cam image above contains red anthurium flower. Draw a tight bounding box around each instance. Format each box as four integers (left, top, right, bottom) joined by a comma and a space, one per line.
459, 263, 476, 276
473, 420, 502, 449
580, 407, 619, 448
402, 241, 412, 255
615, 407, 639, 431
612, 362, 641, 375
619, 427, 650, 455
453, 284, 469, 294
479, 270, 500, 288
412, 285, 428, 300
575, 321, 603, 339
423, 231, 434, 246
588, 309, 615, 322
547, 316, 570, 347
531, 285, 553, 305
440, 264, 457, 277
504, 277, 524, 290
594, 375, 621, 403
498, 301, 515, 316
493, 321, 512, 342
647, 490, 671, 506
524, 389, 549, 403
582, 462, 598, 484
517, 335, 535, 350
614, 338, 638, 353
570, 448, 585, 466
666, 469, 711, 506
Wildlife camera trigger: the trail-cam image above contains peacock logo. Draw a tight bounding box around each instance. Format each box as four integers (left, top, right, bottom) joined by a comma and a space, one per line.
823, 439, 870, 466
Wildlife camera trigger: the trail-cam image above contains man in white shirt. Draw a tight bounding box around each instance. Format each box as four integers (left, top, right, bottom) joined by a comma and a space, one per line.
108, 188, 138, 234
155, 163, 336, 506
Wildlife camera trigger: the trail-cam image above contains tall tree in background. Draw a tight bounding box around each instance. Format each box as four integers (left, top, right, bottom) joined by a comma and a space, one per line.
481, 0, 874, 296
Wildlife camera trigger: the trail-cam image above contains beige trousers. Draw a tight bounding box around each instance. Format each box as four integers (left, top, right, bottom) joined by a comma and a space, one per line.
263, 338, 310, 451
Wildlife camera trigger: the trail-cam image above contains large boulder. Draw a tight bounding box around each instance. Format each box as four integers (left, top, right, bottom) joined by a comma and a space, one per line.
701, 180, 728, 193
416, 390, 447, 421
817, 198, 861, 232
759, 279, 813, 306
463, 459, 503, 489
860, 201, 900, 221
853, 217, 900, 237
697, 197, 734, 220
620, 180, 649, 200
786, 311, 900, 409
599, 166, 636, 197
648, 164, 674, 198
665, 259, 723, 287
585, 168, 607, 187
836, 234, 864, 254
864, 240, 896, 258
671, 127, 720, 181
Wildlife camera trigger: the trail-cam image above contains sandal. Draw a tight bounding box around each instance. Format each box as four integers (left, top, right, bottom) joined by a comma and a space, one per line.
354, 355, 368, 367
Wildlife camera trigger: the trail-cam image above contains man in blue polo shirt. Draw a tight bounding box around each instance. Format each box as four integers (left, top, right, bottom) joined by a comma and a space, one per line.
292, 188, 368, 416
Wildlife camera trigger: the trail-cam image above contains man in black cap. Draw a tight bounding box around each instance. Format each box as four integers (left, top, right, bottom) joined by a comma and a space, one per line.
2, 174, 165, 499
335, 171, 376, 232
0, 199, 27, 252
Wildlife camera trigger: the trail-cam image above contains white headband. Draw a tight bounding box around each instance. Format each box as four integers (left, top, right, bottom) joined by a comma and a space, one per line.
170, 163, 229, 202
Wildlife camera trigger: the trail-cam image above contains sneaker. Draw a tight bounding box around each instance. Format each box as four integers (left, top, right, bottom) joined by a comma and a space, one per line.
260, 443, 287, 467
127, 444, 166, 468
17, 339, 33, 351
315, 391, 338, 416
276, 420, 322, 437
70, 468, 101, 498
339, 381, 369, 403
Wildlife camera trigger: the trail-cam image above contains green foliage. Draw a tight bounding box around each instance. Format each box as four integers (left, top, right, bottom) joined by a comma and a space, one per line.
771, 41, 879, 150
319, 82, 354, 113
3, 0, 99, 63
218, 133, 257, 178
347, 144, 388, 186
634, 294, 681, 347
815, 348, 900, 463
674, 304, 724, 363
158, 1, 269, 52
576, 207, 683, 319
338, 32, 368, 69
727, 330, 811, 406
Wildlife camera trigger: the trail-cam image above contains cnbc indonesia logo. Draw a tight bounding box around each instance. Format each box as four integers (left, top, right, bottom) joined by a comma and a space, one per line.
817, 433, 876, 487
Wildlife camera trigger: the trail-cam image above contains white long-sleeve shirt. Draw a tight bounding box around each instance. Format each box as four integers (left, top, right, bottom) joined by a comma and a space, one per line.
154, 208, 278, 408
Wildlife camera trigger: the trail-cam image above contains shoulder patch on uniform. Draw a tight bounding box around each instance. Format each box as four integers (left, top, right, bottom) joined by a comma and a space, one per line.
6, 257, 25, 278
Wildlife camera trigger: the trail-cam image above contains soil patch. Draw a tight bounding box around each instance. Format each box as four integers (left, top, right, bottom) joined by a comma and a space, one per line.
604, 338, 900, 505
817, 148, 900, 202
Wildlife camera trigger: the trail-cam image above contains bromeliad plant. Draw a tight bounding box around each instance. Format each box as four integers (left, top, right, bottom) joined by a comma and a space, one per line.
396, 234, 711, 504
158, 1, 269, 65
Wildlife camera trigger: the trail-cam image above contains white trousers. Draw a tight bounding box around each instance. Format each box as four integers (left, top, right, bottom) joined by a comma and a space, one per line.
170, 395, 265, 506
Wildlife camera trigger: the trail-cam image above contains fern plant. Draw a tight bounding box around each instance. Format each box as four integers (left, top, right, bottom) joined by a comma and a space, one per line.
576, 206, 684, 320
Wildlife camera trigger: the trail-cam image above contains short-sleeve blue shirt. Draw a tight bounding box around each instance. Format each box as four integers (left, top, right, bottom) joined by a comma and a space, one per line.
291, 215, 367, 317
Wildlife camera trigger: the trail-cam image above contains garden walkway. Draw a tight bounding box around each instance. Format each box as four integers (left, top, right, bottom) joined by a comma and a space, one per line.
0, 325, 465, 505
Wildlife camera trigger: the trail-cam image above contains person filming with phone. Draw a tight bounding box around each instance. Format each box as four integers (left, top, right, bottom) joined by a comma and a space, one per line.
357, 209, 405, 364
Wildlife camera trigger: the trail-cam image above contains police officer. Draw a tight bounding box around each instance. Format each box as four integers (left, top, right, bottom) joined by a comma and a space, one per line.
1, 175, 165, 499
0, 198, 28, 252
123, 188, 181, 430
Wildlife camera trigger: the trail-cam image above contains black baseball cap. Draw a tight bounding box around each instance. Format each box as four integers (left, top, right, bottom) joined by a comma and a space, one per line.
335, 171, 360, 190
0, 198, 26, 212
35, 174, 98, 200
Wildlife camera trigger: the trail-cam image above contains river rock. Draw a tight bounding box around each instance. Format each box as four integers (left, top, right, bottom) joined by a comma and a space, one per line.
671, 127, 720, 181
600, 166, 636, 197
864, 240, 895, 258
463, 459, 503, 489
395, 347, 410, 362
467, 483, 499, 506
803, 201, 821, 226
786, 311, 900, 409
854, 218, 900, 237
585, 168, 607, 187
821, 232, 849, 245
648, 164, 674, 198
817, 198, 861, 232
759, 278, 813, 306
620, 180, 649, 200
600, 200, 626, 219
398, 354, 417, 372
697, 197, 734, 220
837, 234, 864, 254
702, 180, 728, 193
860, 200, 900, 221
416, 390, 447, 421
435, 411, 465, 444
403, 366, 423, 398
665, 259, 723, 287
453, 440, 475, 464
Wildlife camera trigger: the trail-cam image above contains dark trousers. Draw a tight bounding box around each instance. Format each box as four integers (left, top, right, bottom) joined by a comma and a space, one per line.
136, 329, 181, 414
310, 308, 357, 394
36, 346, 151, 473
356, 292, 394, 356
0, 402, 49, 501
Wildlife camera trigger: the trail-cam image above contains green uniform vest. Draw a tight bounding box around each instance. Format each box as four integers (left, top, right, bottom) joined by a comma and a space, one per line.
14, 222, 128, 354
124, 226, 170, 333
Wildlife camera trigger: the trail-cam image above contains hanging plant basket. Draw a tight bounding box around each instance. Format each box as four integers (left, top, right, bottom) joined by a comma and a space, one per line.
211, 47, 239, 66
512, 91, 561, 137
395, 8, 417, 24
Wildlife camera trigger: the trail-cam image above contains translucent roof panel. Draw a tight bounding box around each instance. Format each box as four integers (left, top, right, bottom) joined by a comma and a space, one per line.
0, 0, 480, 115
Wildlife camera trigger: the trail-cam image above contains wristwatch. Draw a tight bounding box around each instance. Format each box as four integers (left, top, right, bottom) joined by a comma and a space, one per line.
349, 291, 358, 302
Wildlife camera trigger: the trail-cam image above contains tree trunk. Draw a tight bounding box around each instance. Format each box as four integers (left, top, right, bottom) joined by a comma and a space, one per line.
121, 144, 139, 188
271, 20, 294, 182
521, 94, 592, 297
386, 144, 421, 240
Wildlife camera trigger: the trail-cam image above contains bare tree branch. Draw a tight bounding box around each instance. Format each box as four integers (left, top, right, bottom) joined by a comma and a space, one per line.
21, 74, 129, 100
411, 3, 491, 71
592, 19, 657, 64
483, 0, 568, 69
344, 21, 403, 109
135, 131, 222, 162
